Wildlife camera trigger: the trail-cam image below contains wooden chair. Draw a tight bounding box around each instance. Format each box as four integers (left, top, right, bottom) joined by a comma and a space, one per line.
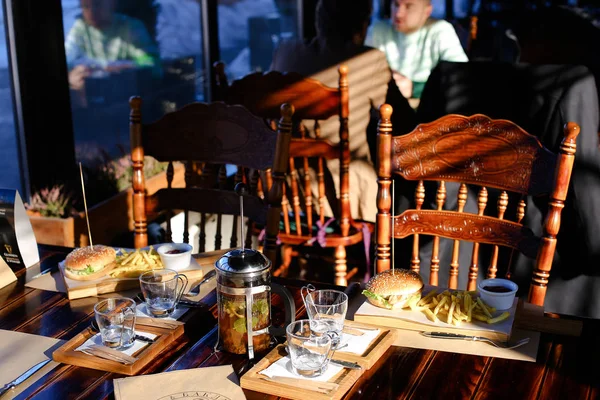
375, 104, 580, 306
129, 96, 293, 265
215, 62, 366, 286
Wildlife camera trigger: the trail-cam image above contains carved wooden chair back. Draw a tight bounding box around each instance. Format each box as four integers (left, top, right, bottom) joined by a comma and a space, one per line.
215, 62, 364, 285
129, 96, 293, 265
375, 104, 580, 306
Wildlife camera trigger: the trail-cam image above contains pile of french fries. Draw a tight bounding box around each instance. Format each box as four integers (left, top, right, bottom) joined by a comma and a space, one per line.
109, 247, 164, 278
404, 289, 510, 326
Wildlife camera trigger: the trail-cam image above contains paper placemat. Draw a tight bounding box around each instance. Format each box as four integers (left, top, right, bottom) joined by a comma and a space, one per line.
24, 271, 66, 292
0, 330, 64, 399
113, 365, 246, 400
76, 331, 157, 356
260, 356, 343, 382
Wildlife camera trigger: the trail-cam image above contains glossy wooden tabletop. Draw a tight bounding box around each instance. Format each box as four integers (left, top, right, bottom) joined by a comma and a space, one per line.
2, 245, 600, 400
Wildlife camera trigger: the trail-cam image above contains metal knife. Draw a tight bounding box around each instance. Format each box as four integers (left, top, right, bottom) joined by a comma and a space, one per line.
420, 332, 477, 340
330, 359, 362, 370
29, 266, 56, 280
0, 359, 52, 396
178, 299, 207, 308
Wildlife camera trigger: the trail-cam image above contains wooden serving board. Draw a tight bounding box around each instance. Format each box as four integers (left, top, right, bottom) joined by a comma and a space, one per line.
52, 320, 184, 375
335, 320, 397, 370
59, 248, 226, 300
354, 285, 517, 342
241, 344, 362, 400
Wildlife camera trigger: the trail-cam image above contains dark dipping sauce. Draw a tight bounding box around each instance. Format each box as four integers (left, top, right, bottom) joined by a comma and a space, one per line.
165, 249, 185, 254
482, 285, 513, 293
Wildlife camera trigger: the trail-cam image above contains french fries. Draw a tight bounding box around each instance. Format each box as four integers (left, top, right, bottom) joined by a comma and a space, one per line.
109, 247, 164, 278
404, 289, 510, 326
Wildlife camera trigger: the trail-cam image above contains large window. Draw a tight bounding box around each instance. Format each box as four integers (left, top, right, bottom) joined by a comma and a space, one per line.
61, 0, 204, 181
0, 5, 23, 195
218, 0, 300, 81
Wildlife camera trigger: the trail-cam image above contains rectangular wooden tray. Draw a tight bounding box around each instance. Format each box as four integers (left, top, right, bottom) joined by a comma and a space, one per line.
52, 320, 184, 375
354, 285, 517, 342
335, 320, 397, 370
58, 249, 225, 300
241, 344, 363, 400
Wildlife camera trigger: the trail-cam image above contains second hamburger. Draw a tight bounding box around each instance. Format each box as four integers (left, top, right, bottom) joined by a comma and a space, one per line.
362, 269, 424, 310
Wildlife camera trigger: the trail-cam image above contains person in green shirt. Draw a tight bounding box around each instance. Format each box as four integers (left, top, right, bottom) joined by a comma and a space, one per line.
65, 0, 161, 92
366, 0, 468, 99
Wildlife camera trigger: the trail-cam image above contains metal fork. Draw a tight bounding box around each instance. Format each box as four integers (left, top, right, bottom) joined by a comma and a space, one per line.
186, 269, 216, 296
420, 332, 531, 350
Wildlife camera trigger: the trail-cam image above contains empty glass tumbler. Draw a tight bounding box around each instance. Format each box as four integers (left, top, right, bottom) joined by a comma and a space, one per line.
94, 297, 136, 349
286, 319, 338, 377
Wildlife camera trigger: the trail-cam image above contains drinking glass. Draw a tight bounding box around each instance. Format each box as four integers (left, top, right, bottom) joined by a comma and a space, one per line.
139, 269, 188, 318
94, 298, 136, 349
302, 287, 348, 346
286, 319, 338, 377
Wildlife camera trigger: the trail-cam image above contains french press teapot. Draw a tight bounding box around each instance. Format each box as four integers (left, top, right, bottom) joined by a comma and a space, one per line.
214, 183, 295, 359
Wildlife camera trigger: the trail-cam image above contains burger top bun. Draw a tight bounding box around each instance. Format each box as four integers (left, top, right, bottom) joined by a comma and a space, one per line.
63, 245, 116, 281
364, 269, 424, 309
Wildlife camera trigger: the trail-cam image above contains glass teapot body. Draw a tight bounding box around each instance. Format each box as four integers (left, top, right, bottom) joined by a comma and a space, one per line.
215, 249, 272, 357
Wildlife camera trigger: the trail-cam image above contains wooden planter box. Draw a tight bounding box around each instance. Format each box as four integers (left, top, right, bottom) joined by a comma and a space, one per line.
29, 164, 185, 247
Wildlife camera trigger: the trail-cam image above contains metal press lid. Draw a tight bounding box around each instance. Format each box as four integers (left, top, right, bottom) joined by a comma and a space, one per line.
215, 248, 270, 275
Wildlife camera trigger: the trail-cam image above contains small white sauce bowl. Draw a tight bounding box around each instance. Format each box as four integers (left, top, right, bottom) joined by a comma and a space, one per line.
477, 278, 518, 310
156, 243, 193, 271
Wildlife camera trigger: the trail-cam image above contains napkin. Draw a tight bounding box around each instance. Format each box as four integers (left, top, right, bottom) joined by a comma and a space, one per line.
76, 331, 157, 357
0, 330, 63, 399
135, 303, 188, 320
260, 356, 343, 382
337, 328, 381, 355
113, 365, 246, 400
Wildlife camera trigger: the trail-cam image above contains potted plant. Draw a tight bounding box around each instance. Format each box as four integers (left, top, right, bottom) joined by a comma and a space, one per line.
25, 155, 184, 247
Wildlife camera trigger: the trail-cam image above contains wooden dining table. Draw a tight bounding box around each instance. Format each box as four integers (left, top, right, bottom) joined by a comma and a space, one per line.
2, 244, 600, 399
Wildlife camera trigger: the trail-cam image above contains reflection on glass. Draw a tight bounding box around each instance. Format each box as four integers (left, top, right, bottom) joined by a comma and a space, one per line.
61, 0, 204, 205
0, 6, 23, 194
218, 0, 299, 81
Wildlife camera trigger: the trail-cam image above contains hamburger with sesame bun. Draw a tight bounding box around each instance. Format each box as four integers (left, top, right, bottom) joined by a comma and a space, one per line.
63, 245, 117, 281
362, 269, 424, 310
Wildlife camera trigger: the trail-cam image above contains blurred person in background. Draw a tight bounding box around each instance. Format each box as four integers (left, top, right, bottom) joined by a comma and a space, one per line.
366, 0, 467, 99
271, 0, 416, 223
65, 0, 161, 95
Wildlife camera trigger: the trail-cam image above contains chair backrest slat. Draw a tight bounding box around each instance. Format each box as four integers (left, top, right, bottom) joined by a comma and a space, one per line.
506, 197, 527, 279
487, 191, 509, 279
288, 158, 303, 235
281, 185, 291, 235
467, 187, 489, 290
448, 183, 468, 289
411, 180, 425, 274
429, 181, 447, 286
